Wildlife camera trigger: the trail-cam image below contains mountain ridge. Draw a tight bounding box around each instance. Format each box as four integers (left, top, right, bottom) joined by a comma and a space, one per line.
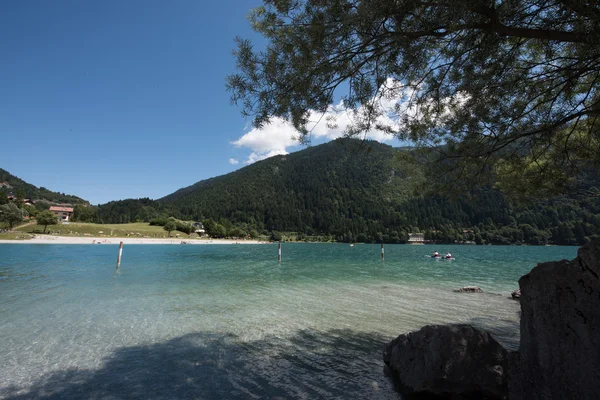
95, 138, 600, 246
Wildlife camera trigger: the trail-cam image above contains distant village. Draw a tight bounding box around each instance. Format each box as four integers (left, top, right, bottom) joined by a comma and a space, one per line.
1, 181, 76, 222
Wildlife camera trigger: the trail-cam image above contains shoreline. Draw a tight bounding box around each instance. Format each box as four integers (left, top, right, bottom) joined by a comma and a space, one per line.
0, 236, 580, 246
0, 235, 267, 245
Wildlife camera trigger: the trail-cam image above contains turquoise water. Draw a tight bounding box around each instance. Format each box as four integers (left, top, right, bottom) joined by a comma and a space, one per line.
0, 243, 577, 399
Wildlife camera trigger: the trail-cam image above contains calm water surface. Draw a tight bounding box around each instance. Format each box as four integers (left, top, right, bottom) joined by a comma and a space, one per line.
0, 243, 577, 399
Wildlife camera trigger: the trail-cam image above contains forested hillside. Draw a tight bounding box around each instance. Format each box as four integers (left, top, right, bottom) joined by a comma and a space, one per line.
161, 139, 398, 233
0, 168, 87, 205
95, 139, 600, 245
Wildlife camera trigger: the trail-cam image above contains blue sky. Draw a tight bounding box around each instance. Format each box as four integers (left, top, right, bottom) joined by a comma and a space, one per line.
1, 1, 399, 204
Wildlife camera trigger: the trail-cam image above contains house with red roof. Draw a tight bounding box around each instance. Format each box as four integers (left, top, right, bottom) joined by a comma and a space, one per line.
49, 206, 74, 222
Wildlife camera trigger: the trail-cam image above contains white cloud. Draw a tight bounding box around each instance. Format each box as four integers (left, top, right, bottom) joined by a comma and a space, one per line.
231, 78, 442, 164
231, 117, 300, 164
245, 149, 289, 164
228, 158, 239, 165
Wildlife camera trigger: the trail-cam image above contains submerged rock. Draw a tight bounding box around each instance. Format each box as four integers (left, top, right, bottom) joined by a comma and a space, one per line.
453, 286, 483, 293
383, 324, 508, 399
510, 289, 521, 300
509, 239, 600, 399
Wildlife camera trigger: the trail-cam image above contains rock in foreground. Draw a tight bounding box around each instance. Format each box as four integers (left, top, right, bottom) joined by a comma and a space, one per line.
383, 324, 508, 399
509, 239, 600, 399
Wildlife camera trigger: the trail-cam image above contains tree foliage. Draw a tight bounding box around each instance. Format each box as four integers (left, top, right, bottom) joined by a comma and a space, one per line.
23, 204, 38, 218
227, 0, 600, 196
14, 187, 26, 201
36, 210, 58, 233
73, 204, 98, 223
175, 221, 194, 235
163, 221, 177, 237
228, 227, 246, 238
0, 203, 27, 229
98, 198, 165, 224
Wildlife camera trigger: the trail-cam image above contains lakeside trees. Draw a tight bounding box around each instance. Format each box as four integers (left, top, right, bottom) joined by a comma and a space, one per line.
73, 204, 98, 223
36, 210, 58, 234
163, 221, 176, 237
227, 0, 600, 198
0, 203, 27, 229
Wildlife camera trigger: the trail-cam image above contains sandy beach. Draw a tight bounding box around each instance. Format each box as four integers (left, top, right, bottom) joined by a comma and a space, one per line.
0, 235, 267, 245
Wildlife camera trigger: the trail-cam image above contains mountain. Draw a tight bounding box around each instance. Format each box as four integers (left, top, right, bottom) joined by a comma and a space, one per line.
0, 168, 87, 205
160, 139, 399, 232
96, 139, 600, 245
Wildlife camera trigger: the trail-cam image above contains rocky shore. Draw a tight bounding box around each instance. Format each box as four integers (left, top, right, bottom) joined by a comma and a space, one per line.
384, 239, 600, 399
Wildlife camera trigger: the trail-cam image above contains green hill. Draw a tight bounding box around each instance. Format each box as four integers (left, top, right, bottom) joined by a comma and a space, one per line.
95, 139, 600, 245
5, 139, 597, 245
160, 139, 398, 233
0, 168, 87, 205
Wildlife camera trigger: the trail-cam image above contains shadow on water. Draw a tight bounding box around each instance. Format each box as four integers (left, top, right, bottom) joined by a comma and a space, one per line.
1, 329, 401, 400
1, 320, 521, 399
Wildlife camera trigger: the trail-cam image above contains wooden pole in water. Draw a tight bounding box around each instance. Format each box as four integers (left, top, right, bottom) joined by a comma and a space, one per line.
381, 243, 385, 261
116, 241, 124, 269
278, 242, 282, 263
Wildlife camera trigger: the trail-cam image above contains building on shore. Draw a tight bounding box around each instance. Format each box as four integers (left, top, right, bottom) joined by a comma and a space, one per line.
408, 232, 425, 244
49, 206, 74, 222
193, 222, 205, 235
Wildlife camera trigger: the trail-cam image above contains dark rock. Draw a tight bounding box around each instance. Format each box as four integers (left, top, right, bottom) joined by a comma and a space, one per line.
509, 239, 600, 399
453, 286, 483, 293
510, 289, 521, 300
383, 324, 508, 400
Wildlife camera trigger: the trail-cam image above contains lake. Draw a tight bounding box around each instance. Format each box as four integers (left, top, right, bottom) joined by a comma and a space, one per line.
0, 243, 577, 399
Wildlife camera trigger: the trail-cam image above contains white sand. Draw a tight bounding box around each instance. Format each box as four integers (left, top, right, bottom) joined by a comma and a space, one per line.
0, 235, 267, 245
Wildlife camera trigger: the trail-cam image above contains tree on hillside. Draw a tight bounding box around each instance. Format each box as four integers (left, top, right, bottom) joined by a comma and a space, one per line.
0, 203, 27, 229
175, 221, 194, 235
228, 0, 600, 198
73, 204, 98, 223
202, 219, 218, 236
213, 224, 227, 238
0, 192, 8, 205
36, 210, 58, 234
228, 227, 246, 238
15, 187, 26, 202
270, 231, 283, 242
164, 221, 177, 237
24, 204, 38, 218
